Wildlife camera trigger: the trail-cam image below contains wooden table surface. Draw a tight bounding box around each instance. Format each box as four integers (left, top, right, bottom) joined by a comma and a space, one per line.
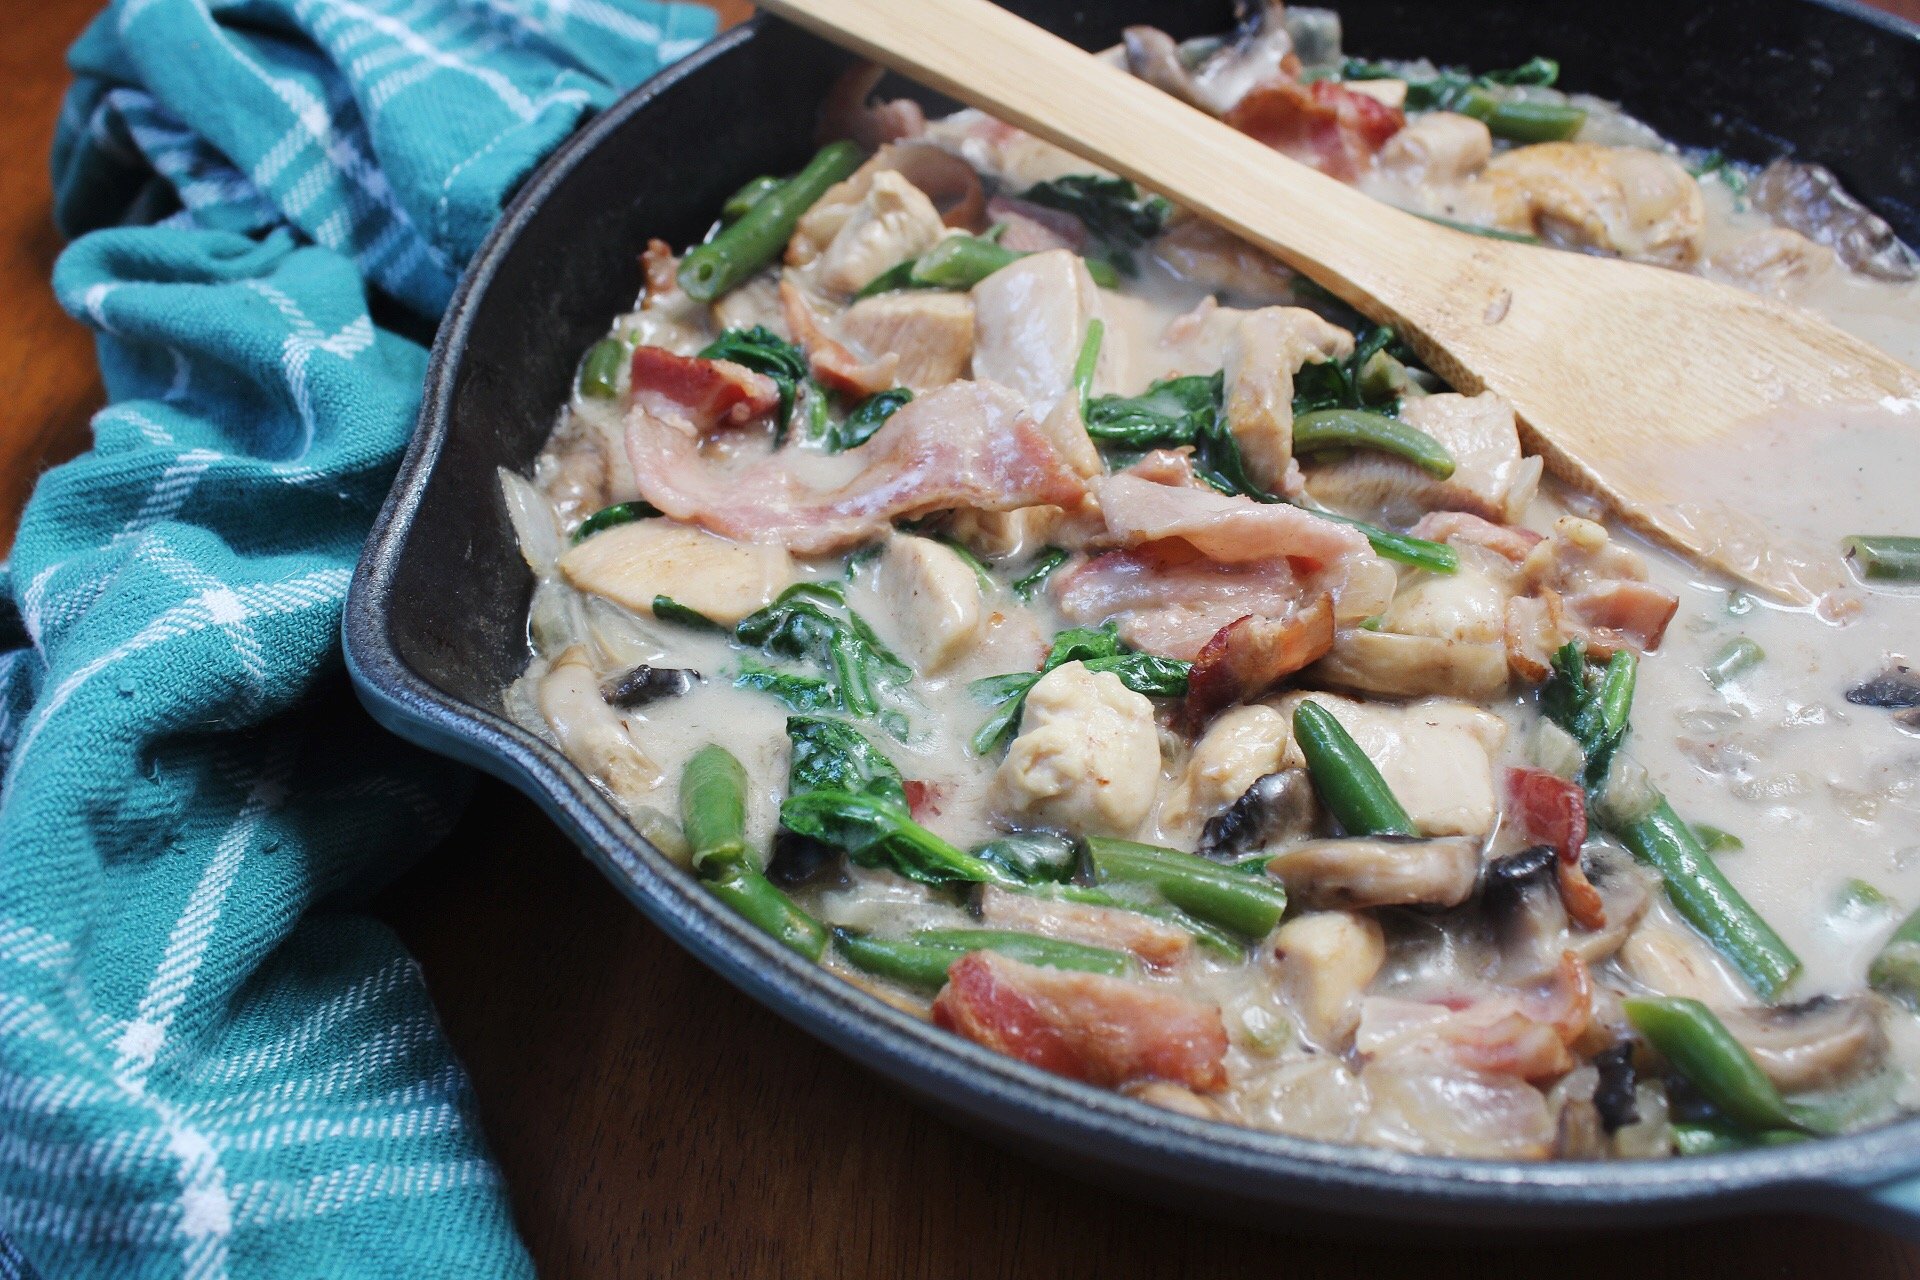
8, 1, 1920, 1275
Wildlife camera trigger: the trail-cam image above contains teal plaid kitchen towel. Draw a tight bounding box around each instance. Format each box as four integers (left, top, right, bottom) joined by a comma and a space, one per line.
0, 1, 715, 1275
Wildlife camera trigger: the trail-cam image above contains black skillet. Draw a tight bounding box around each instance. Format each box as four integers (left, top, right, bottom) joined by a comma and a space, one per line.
345, 0, 1920, 1235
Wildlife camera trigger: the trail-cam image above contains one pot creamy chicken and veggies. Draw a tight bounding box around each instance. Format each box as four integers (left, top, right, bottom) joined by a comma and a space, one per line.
501, 4, 1920, 1160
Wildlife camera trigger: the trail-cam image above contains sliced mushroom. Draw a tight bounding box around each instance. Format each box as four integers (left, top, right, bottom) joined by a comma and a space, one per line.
600, 664, 699, 709
1267, 835, 1481, 910
539, 647, 662, 803
1273, 910, 1386, 1051
1847, 661, 1920, 709
1716, 996, 1888, 1093
1591, 1040, 1640, 1133
1198, 769, 1317, 860
1309, 629, 1511, 701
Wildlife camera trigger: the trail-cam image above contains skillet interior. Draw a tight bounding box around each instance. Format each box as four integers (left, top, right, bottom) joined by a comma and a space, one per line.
346, 0, 1920, 1233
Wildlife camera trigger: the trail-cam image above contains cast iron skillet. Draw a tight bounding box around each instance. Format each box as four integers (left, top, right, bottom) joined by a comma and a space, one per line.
345, 0, 1920, 1235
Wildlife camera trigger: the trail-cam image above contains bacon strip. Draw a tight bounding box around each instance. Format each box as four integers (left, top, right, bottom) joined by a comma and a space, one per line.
1054, 541, 1303, 661
933, 952, 1228, 1091
628, 347, 779, 430
1180, 595, 1335, 731
977, 885, 1191, 970
779, 278, 899, 398
626, 379, 1089, 555
1505, 767, 1605, 930
1224, 78, 1405, 181
1095, 473, 1371, 569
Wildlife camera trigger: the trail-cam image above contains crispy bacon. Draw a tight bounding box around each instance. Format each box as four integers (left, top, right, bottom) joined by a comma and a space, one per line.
986, 194, 1088, 252
1180, 595, 1335, 730
627, 379, 1089, 555
1224, 78, 1404, 181
1505, 767, 1605, 930
628, 347, 780, 430
903, 779, 945, 821
933, 951, 1228, 1090
641, 238, 680, 299
1361, 954, 1593, 1084
1567, 580, 1681, 654
1054, 541, 1303, 660
1094, 474, 1372, 570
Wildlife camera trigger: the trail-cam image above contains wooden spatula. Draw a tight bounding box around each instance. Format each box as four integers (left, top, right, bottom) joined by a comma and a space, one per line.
756, 0, 1920, 601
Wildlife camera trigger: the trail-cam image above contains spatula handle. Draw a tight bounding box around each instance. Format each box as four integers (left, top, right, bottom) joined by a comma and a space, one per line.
754, 0, 1467, 318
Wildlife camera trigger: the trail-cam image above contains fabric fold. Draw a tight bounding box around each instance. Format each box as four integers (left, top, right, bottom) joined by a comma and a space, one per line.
1, 1, 715, 1275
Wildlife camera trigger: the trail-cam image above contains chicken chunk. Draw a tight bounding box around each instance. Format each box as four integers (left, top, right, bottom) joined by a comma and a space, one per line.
558, 518, 794, 625
1474, 142, 1707, 267
872, 533, 985, 673
1271, 691, 1506, 836
990, 662, 1161, 838
1267, 836, 1482, 909
787, 168, 947, 301
1273, 910, 1386, 1050
838, 291, 976, 390
970, 249, 1106, 423
1159, 704, 1291, 836
1302, 391, 1541, 526
1378, 111, 1492, 185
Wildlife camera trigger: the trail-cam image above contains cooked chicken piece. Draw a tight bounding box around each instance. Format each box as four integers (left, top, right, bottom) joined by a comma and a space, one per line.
971, 250, 1103, 422
978, 884, 1192, 970
1224, 307, 1356, 494
1271, 691, 1507, 836
539, 647, 662, 802
1302, 391, 1541, 527
1344, 79, 1409, 110
838, 291, 975, 390
873, 534, 985, 673
710, 270, 790, 338
1381, 552, 1516, 644
1471, 142, 1706, 267
1273, 910, 1386, 1050
1309, 629, 1511, 701
990, 662, 1161, 838
1378, 111, 1492, 184
1268, 836, 1481, 910
1706, 226, 1835, 300
1149, 218, 1299, 306
943, 506, 1075, 563
1159, 704, 1291, 836
558, 519, 794, 625
786, 168, 947, 301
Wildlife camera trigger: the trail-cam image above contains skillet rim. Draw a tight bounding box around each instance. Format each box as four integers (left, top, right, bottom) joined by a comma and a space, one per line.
343, 2, 1920, 1230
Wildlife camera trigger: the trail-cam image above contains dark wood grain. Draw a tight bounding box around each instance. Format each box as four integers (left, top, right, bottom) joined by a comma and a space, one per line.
3, 0, 1920, 1275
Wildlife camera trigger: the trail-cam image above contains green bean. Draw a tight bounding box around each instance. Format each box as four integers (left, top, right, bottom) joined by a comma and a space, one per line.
705, 863, 828, 960
1704, 637, 1765, 688
1844, 535, 1920, 582
1869, 904, 1920, 1011
721, 174, 782, 222
679, 141, 865, 301
1305, 507, 1458, 573
572, 500, 660, 542
679, 744, 749, 874
577, 337, 629, 399
1073, 319, 1104, 411
1481, 98, 1588, 142
1355, 349, 1411, 402
1082, 837, 1287, 939
1623, 997, 1803, 1134
917, 930, 1131, 976
1292, 408, 1455, 478
1081, 258, 1122, 288
855, 258, 925, 299
1292, 700, 1417, 837
1612, 801, 1801, 999
833, 928, 1129, 990
911, 235, 1023, 289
